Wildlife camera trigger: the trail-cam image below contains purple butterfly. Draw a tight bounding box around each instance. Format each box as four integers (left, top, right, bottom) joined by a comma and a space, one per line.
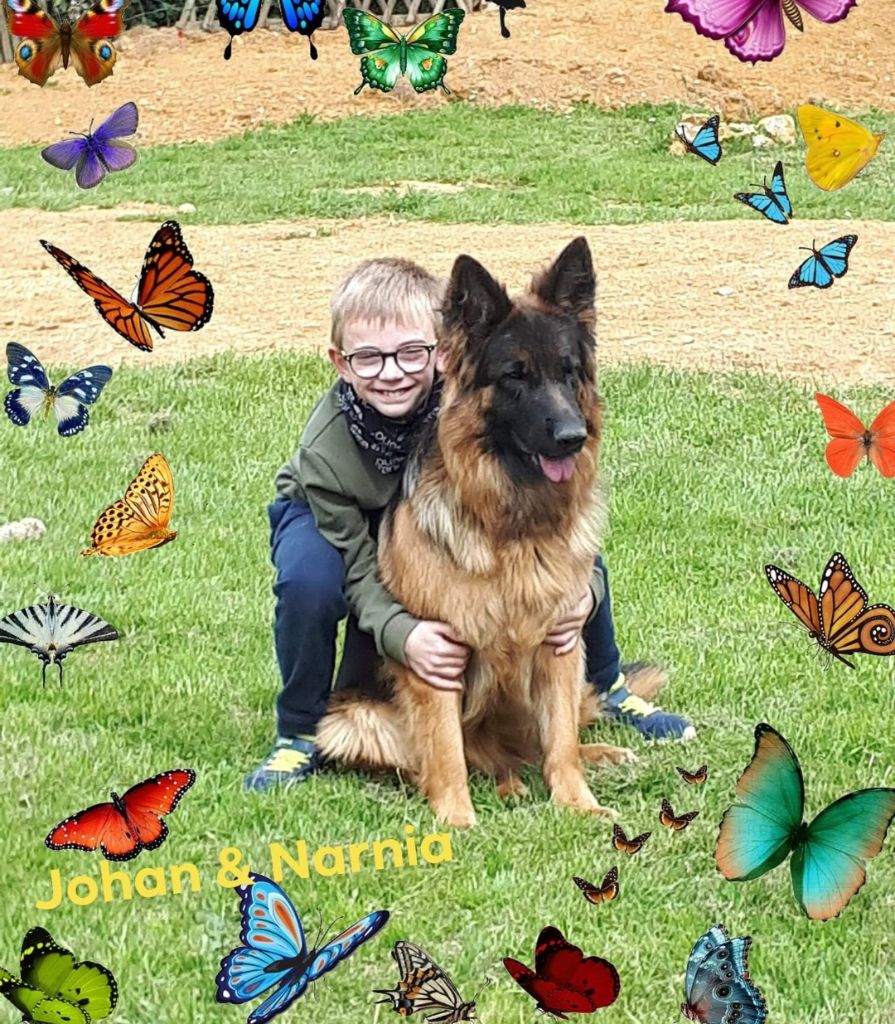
40, 101, 139, 190
665, 0, 857, 63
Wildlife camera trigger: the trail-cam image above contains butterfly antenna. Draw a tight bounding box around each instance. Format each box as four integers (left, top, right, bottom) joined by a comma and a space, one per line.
469, 975, 495, 1002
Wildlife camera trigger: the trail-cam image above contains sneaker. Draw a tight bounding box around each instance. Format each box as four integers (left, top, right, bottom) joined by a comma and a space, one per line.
602, 672, 697, 743
243, 735, 321, 792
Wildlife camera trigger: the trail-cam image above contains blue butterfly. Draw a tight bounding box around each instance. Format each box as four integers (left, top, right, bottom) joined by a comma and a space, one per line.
215, 873, 389, 1024
675, 115, 722, 165
4, 343, 113, 437
735, 160, 792, 224
788, 234, 857, 289
215, 0, 325, 59
680, 925, 767, 1024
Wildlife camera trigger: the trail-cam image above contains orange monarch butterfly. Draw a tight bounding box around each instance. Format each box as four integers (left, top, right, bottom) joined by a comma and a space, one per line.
765, 552, 895, 669
40, 221, 214, 352
815, 393, 895, 478
573, 867, 619, 905
676, 764, 708, 785
81, 453, 176, 557
612, 824, 650, 855
659, 798, 699, 831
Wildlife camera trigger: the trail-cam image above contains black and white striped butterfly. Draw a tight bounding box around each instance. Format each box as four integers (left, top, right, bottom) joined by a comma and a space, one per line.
0, 594, 119, 687
5, 342, 113, 437
375, 941, 483, 1023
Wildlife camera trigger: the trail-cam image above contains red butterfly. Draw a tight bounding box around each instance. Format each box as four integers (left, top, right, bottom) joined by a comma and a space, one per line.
815, 393, 895, 478
45, 769, 196, 861
503, 926, 620, 1019
2, 0, 129, 87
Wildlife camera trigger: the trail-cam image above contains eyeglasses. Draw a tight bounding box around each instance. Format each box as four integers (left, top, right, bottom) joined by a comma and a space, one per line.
340, 343, 436, 380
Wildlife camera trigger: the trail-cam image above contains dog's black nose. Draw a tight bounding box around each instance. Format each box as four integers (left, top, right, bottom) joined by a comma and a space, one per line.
552, 422, 587, 451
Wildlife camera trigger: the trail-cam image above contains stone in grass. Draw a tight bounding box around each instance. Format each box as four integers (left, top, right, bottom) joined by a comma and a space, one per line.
0, 517, 46, 543
752, 134, 773, 149
178, 202, 196, 215
757, 114, 796, 144
147, 411, 174, 434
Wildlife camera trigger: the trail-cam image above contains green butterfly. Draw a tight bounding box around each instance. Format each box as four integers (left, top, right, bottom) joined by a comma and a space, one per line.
0, 928, 117, 1024
343, 8, 465, 95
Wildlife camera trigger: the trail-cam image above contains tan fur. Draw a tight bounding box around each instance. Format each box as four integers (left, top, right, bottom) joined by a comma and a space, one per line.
317, 242, 638, 827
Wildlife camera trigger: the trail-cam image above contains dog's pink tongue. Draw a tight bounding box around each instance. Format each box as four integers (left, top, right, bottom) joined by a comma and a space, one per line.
538, 454, 577, 483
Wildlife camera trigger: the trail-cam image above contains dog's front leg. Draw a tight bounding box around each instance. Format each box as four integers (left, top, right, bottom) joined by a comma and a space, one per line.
393, 667, 476, 828
533, 646, 617, 818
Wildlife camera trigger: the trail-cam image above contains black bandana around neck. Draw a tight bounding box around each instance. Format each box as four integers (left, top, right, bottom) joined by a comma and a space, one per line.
337, 372, 444, 475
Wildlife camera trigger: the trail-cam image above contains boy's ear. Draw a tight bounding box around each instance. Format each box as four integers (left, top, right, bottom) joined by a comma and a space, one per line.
443, 254, 512, 347
531, 236, 596, 329
327, 346, 351, 381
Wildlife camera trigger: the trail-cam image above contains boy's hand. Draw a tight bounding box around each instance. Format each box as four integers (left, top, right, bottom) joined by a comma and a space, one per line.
545, 586, 595, 656
404, 621, 470, 691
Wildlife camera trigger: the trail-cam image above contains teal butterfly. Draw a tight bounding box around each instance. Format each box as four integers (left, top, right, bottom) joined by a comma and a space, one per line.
0, 928, 117, 1024
343, 8, 465, 95
675, 115, 722, 164
735, 160, 792, 224
715, 723, 895, 921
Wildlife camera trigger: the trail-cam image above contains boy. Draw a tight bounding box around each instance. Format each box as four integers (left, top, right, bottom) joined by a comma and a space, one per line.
245, 257, 695, 792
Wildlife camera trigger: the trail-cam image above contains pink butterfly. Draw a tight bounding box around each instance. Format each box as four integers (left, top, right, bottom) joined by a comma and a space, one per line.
665, 0, 856, 63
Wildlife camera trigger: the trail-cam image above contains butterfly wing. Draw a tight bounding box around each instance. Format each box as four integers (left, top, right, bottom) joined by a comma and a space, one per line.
715, 723, 804, 880
735, 161, 791, 224
136, 221, 215, 334
788, 250, 831, 289
390, 940, 431, 978
677, 764, 708, 784
683, 926, 729, 998
3, 0, 63, 85
45, 799, 135, 858
5, 342, 50, 426
216, 0, 262, 38
792, 788, 895, 920
278, 0, 324, 34
814, 393, 870, 477
789, 235, 856, 290
503, 958, 584, 1020
769, 160, 792, 217
40, 239, 156, 351
119, 768, 196, 852
534, 928, 619, 1011
724, 0, 785, 63
866, 400, 895, 477
678, 115, 722, 164
663, 0, 760, 38
50, 365, 113, 436
816, 235, 857, 279
305, 910, 390, 986
406, 9, 465, 52
660, 798, 700, 830
816, 552, 895, 658
67, 0, 129, 86
798, 104, 884, 191
82, 452, 175, 556
342, 8, 401, 53
80, 101, 139, 186
765, 562, 822, 638
684, 937, 767, 1024
20, 928, 117, 1020
612, 823, 651, 853
41, 137, 89, 174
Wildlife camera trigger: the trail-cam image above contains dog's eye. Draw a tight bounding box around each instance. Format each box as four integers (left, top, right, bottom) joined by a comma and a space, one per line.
506, 364, 527, 380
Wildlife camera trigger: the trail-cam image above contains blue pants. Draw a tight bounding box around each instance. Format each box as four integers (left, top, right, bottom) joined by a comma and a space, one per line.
268, 498, 622, 737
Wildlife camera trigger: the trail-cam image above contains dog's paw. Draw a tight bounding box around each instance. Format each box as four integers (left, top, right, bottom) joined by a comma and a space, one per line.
431, 797, 477, 828
579, 743, 637, 766
497, 774, 529, 800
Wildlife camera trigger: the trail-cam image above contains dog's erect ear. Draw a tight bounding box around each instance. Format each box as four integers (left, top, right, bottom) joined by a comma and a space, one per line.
531, 236, 596, 328
443, 254, 513, 346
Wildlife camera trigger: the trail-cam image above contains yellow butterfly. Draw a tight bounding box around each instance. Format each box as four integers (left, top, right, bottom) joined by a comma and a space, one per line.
797, 104, 885, 192
81, 453, 176, 557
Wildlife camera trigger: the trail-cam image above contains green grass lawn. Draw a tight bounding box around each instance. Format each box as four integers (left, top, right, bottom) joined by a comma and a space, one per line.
1, 353, 894, 1024
0, 102, 893, 225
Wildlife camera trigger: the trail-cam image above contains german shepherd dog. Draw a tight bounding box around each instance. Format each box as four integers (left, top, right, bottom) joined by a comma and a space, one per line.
317, 237, 646, 828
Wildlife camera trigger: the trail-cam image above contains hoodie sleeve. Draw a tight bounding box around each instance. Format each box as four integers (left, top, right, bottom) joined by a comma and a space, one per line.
584, 558, 606, 625
298, 446, 420, 664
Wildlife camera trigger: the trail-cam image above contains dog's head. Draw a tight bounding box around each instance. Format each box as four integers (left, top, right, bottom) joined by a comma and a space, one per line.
440, 236, 599, 487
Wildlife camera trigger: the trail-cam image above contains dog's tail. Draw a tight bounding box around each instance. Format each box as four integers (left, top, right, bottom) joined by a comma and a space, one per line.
581, 661, 669, 724
316, 691, 414, 772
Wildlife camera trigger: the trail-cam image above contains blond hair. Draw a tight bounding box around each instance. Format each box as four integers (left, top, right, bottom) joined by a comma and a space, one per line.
330, 258, 445, 351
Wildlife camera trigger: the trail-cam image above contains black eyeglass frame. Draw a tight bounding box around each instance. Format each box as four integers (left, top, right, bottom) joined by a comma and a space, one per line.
339, 343, 438, 379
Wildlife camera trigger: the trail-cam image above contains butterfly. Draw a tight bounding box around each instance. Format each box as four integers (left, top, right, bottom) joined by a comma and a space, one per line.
215, 0, 324, 60
41, 221, 214, 352
81, 452, 176, 557
0, 927, 117, 1024
665, 0, 856, 63
375, 941, 480, 1023
715, 722, 895, 920
798, 104, 885, 192
41, 100, 138, 190
765, 551, 895, 668
45, 768, 196, 861
0, 594, 118, 687
343, 8, 465, 95
612, 823, 651, 855
734, 160, 791, 224
216, 872, 389, 1024
2, 0, 129, 86
660, 798, 699, 831
814, 393, 895, 478
573, 867, 619, 905
676, 764, 708, 785
4, 342, 113, 436
680, 925, 766, 1023
788, 234, 856, 289
503, 927, 620, 1019
487, 0, 525, 38
674, 115, 722, 165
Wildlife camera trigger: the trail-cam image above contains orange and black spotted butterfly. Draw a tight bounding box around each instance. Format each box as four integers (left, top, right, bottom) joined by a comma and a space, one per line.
612, 824, 651, 855
676, 764, 708, 785
660, 799, 699, 832
573, 867, 619, 905
81, 453, 176, 557
766, 552, 895, 669
40, 221, 214, 352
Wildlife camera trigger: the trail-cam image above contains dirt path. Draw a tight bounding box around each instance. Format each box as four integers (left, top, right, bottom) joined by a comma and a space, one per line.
1, 0, 894, 148
5, 207, 893, 387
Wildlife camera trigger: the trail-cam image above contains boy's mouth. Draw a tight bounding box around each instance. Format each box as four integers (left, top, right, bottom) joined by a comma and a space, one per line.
373, 385, 414, 398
